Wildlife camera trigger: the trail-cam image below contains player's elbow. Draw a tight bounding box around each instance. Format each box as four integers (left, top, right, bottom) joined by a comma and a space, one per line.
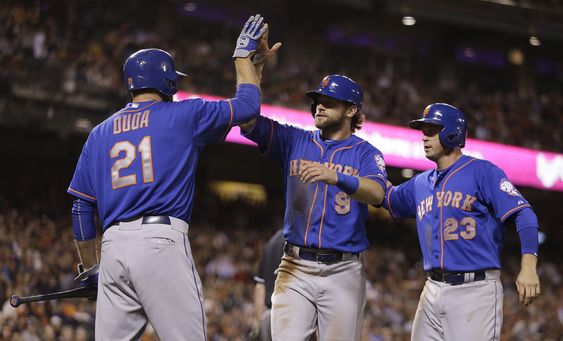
366, 183, 386, 206
368, 192, 385, 206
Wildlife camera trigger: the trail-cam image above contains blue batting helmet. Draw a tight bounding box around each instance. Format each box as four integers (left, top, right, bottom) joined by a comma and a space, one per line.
306, 74, 363, 115
409, 103, 468, 148
123, 48, 186, 97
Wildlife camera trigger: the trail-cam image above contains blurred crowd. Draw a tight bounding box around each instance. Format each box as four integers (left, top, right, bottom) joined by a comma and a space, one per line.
0, 201, 561, 340
0, 1, 562, 340
0, 2, 562, 152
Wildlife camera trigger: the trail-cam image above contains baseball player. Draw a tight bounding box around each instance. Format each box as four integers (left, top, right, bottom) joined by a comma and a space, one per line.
383, 103, 541, 340
240, 68, 388, 339
67, 15, 268, 340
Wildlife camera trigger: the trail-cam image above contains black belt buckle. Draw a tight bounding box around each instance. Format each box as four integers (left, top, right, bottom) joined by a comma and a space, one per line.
285, 243, 344, 265
315, 252, 341, 264
444, 273, 465, 285
429, 270, 486, 285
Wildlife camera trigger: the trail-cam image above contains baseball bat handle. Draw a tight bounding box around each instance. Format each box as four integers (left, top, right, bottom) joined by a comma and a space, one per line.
10, 286, 97, 307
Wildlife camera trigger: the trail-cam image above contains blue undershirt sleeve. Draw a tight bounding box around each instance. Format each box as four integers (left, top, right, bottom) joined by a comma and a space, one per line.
512, 207, 539, 255
72, 199, 97, 241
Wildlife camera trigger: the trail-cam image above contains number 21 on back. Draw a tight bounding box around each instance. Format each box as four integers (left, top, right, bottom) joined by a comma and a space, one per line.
111, 136, 154, 189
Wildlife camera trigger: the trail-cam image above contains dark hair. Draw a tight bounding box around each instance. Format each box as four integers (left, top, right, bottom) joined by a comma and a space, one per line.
348, 105, 364, 132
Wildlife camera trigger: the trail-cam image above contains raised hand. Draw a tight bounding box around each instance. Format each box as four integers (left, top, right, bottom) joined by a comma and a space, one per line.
233, 14, 268, 59
252, 23, 282, 65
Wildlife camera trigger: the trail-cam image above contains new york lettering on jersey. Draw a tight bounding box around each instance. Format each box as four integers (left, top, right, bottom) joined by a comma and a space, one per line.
386, 155, 531, 271
245, 116, 387, 253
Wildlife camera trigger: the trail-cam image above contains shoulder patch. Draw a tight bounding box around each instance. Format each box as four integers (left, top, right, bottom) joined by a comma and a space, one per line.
375, 154, 386, 173
500, 178, 521, 196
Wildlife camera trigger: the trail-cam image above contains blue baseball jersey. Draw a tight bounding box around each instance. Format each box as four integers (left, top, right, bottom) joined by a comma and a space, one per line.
243, 116, 387, 253
68, 85, 259, 229
384, 155, 531, 271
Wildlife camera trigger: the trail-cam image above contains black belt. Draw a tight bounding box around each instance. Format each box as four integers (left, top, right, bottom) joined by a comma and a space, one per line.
141, 215, 171, 225
105, 215, 172, 232
427, 269, 486, 285
118, 215, 171, 225
284, 243, 359, 265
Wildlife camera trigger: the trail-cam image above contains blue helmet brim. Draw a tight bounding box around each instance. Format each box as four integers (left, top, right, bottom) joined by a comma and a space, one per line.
305, 90, 359, 108
409, 118, 444, 130
305, 91, 320, 100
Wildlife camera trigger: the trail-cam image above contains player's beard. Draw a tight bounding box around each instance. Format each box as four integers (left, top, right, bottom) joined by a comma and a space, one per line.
314, 110, 347, 132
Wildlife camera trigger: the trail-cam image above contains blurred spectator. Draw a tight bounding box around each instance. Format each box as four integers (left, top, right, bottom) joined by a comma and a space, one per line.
0, 1, 561, 152
0, 1, 561, 340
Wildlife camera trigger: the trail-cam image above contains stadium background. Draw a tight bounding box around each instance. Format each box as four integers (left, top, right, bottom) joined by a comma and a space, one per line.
0, 0, 562, 340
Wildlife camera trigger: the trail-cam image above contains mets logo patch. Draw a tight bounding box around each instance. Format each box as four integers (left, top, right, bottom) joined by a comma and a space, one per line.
422, 105, 431, 117
375, 154, 386, 173
321, 76, 330, 88
500, 178, 521, 196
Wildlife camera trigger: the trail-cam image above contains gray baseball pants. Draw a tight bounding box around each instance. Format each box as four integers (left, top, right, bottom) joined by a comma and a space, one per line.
411, 270, 503, 341
270, 253, 366, 341
95, 217, 206, 340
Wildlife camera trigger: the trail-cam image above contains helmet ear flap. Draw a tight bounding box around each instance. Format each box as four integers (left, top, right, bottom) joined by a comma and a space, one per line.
446, 132, 457, 144
164, 77, 177, 92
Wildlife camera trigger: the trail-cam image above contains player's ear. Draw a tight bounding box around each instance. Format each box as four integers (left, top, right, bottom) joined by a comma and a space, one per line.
345, 105, 358, 118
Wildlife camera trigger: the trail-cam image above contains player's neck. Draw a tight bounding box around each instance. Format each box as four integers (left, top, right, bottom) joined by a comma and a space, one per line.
320, 128, 352, 141
132, 93, 163, 103
436, 149, 463, 170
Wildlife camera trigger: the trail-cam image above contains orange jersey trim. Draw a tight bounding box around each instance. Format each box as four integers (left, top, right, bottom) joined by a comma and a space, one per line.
117, 101, 160, 114
317, 184, 329, 248
500, 204, 531, 222
439, 158, 477, 269
386, 186, 398, 221
328, 141, 366, 165
304, 136, 326, 247
312, 134, 324, 156
317, 140, 366, 247
304, 183, 320, 247
220, 99, 234, 142
68, 187, 97, 201
266, 119, 274, 156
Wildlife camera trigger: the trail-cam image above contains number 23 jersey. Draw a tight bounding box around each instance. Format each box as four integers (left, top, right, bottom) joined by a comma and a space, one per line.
385, 155, 531, 271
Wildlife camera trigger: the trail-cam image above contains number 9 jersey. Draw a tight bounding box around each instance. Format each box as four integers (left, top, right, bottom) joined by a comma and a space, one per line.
68, 94, 247, 230
243, 116, 387, 253
384, 155, 532, 271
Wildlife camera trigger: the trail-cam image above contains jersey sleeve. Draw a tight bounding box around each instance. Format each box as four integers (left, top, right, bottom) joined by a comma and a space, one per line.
242, 115, 294, 163
478, 161, 531, 222
68, 134, 97, 203
357, 146, 387, 190
178, 98, 236, 145
181, 84, 260, 146
384, 179, 417, 220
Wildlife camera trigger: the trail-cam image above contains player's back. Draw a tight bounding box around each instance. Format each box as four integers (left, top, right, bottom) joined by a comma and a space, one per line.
82, 99, 229, 228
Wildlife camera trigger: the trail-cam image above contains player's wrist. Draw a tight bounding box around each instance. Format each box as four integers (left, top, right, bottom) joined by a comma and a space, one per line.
521, 253, 538, 268
336, 172, 359, 194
